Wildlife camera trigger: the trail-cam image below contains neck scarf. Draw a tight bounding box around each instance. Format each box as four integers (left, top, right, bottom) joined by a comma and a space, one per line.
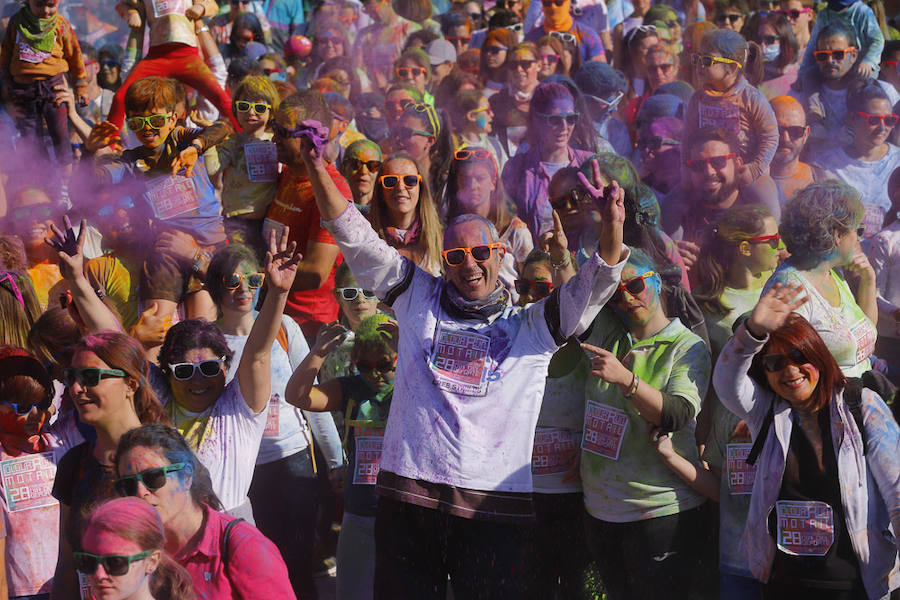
441, 280, 510, 323
544, 3, 573, 33
384, 219, 421, 247
13, 6, 58, 53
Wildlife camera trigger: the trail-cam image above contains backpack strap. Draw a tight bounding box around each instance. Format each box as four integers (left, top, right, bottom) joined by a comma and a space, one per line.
843, 378, 868, 456
221, 517, 245, 567
746, 399, 775, 466
276, 324, 288, 354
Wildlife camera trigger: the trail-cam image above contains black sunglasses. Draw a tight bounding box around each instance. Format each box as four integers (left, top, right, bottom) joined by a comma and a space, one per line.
345, 158, 382, 172
762, 348, 809, 372
114, 462, 186, 497
715, 13, 743, 23
550, 189, 583, 211
760, 35, 779, 46
356, 357, 396, 374
639, 136, 681, 152
1, 398, 49, 415
74, 551, 154, 577
484, 45, 508, 55
515, 279, 552, 297
779, 125, 807, 140
538, 112, 579, 127
610, 272, 655, 303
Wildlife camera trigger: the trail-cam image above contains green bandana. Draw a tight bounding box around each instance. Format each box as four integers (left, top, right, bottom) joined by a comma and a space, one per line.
12, 6, 58, 54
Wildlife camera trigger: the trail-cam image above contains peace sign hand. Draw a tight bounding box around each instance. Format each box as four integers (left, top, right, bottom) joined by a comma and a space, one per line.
577, 158, 626, 227
746, 283, 808, 337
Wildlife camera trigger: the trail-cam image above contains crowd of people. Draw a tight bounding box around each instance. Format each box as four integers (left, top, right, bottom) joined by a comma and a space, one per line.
0, 0, 900, 597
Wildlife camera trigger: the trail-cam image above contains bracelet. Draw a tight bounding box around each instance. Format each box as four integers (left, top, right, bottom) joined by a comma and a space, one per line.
191, 249, 211, 273
624, 372, 639, 399
551, 252, 571, 270
196, 25, 209, 33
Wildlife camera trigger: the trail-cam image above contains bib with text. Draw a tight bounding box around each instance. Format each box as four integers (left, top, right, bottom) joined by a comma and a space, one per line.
775, 500, 835, 557
582, 401, 628, 460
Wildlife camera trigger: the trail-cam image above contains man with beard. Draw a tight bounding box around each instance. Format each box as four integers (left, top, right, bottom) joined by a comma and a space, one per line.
804, 22, 899, 156
662, 127, 781, 272
770, 95, 822, 206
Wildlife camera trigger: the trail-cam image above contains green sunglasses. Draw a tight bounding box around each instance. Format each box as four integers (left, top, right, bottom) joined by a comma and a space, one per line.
74, 550, 154, 576
125, 113, 170, 131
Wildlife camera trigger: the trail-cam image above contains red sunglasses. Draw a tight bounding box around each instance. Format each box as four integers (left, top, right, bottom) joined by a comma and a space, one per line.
856, 112, 899, 127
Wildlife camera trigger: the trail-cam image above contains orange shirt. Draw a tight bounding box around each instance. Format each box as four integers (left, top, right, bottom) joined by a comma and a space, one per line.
0, 15, 86, 85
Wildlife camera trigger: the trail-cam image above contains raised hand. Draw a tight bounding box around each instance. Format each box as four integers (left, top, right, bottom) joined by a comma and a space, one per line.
581, 342, 632, 387
185, 2, 205, 19
577, 158, 626, 227
844, 247, 876, 283
130, 302, 170, 348
313, 320, 349, 357
265, 226, 302, 293
45, 217, 84, 280
171, 145, 200, 177
746, 283, 808, 337
540, 210, 569, 262
86, 121, 120, 153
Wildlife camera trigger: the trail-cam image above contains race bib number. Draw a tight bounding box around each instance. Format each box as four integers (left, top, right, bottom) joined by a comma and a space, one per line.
145, 175, 199, 220
151, 0, 181, 17
532, 428, 577, 476
1, 451, 58, 512
849, 317, 876, 364
17, 39, 51, 64
698, 101, 741, 135
430, 325, 491, 397
263, 394, 280, 438
860, 205, 885, 238
244, 141, 279, 182
776, 500, 835, 556
353, 436, 383, 485
582, 401, 628, 460
726, 443, 757, 495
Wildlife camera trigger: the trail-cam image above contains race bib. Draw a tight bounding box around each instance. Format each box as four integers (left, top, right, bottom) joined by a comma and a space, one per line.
582, 401, 628, 460
353, 435, 383, 485
430, 325, 491, 397
145, 175, 199, 220
532, 427, 578, 476
698, 101, 741, 135
17, 40, 51, 64
1, 451, 58, 512
151, 0, 181, 17
860, 205, 885, 238
726, 443, 757, 495
849, 317, 876, 364
244, 141, 279, 182
776, 500, 835, 556
263, 394, 280, 438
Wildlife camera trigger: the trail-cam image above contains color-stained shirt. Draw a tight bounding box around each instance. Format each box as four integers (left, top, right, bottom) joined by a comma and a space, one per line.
498, 217, 534, 304
207, 131, 278, 219
115, 0, 217, 48
799, 2, 884, 73
175, 503, 296, 600
580, 313, 710, 523
263, 163, 351, 329
0, 13, 86, 84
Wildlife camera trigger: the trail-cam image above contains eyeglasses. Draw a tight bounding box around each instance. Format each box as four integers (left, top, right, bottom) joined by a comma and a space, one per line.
585, 91, 624, 110
113, 463, 186, 497
125, 113, 170, 131
746, 232, 780, 249
778, 125, 807, 140
97, 196, 135, 218
442, 242, 502, 266
550, 189, 585, 210
856, 111, 899, 127
537, 111, 579, 127
484, 44, 508, 55
762, 348, 809, 372
686, 153, 737, 171
504, 23, 524, 32
813, 47, 855, 62
2, 397, 49, 415
539, 52, 560, 63
61, 367, 127, 388
318, 35, 343, 46
610, 271, 657, 303
336, 287, 377, 301
454, 148, 493, 161
235, 100, 271, 114
549, 31, 577, 44
468, 11, 483, 21
355, 356, 397, 374
778, 7, 812, 19
515, 279, 553, 297
262, 67, 282, 77
392, 125, 433, 141
74, 551, 154, 577
692, 53, 743, 69
759, 35, 779, 46
446, 35, 471, 44
100, 59, 121, 69
10, 203, 54, 222
345, 158, 382, 172
222, 272, 265, 290
883, 60, 899, 67
168, 358, 226, 381
638, 136, 681, 152
396, 66, 427, 79
0, 272, 25, 310
508, 59, 537, 71
379, 174, 422, 189
646, 62, 674, 74
714, 13, 743, 24
384, 99, 414, 113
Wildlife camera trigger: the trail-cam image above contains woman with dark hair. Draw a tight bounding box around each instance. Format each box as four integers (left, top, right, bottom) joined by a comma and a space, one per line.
50, 332, 170, 599
579, 248, 711, 598
391, 102, 453, 195
713, 285, 900, 599
302, 20, 351, 86
543, 74, 607, 154
0, 347, 83, 599
764, 181, 877, 378
205, 242, 341, 599
489, 42, 542, 155
812, 81, 900, 238
445, 146, 533, 300
220, 12, 267, 64
502, 82, 594, 243
367, 154, 444, 275
480, 28, 516, 93
78, 497, 195, 600
751, 13, 801, 99
619, 25, 660, 106
114, 424, 295, 599
153, 230, 301, 519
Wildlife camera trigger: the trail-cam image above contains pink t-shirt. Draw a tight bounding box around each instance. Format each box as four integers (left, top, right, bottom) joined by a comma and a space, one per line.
175, 504, 295, 600
0, 413, 83, 596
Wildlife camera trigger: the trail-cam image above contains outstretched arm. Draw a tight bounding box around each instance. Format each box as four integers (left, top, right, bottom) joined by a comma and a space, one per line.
238, 228, 301, 413
285, 322, 348, 412
652, 428, 720, 501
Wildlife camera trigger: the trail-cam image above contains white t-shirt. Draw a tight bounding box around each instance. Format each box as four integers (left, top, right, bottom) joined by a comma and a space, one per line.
498, 217, 534, 304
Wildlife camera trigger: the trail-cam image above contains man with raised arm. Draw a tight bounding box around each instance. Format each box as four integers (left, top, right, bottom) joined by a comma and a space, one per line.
291, 136, 628, 598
